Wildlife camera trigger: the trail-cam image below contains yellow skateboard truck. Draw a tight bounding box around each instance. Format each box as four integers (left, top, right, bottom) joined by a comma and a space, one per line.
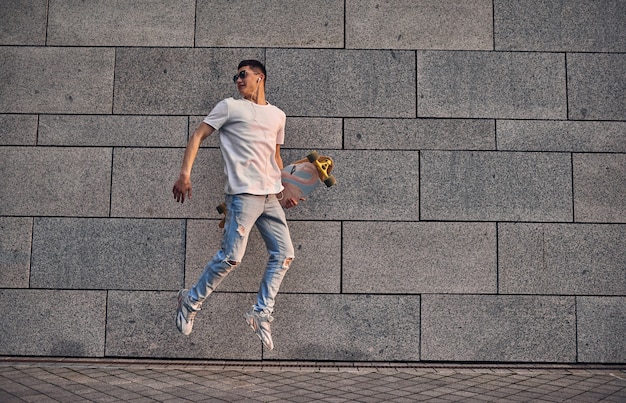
306, 151, 336, 187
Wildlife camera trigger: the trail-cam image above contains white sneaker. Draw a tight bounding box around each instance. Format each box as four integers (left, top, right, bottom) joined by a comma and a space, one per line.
176, 289, 200, 336
244, 308, 274, 350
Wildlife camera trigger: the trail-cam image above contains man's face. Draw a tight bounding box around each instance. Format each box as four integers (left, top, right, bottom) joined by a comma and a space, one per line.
234, 67, 261, 98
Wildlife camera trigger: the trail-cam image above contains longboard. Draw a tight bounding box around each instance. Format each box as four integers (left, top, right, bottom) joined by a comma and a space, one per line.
279, 150, 336, 208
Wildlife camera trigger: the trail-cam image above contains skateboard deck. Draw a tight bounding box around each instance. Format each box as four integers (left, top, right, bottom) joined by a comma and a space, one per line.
217, 151, 336, 227
279, 151, 335, 208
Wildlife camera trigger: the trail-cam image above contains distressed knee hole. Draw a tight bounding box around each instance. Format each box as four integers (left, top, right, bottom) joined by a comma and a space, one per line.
283, 257, 294, 268
226, 260, 239, 267
236, 224, 246, 237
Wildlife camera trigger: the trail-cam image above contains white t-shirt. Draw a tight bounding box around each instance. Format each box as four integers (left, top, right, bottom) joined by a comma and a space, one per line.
204, 98, 286, 195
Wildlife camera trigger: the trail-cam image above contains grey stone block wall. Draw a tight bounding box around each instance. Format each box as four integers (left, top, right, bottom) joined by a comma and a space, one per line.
0, 47, 115, 114
421, 295, 577, 362
418, 51, 567, 119
1, 0, 624, 364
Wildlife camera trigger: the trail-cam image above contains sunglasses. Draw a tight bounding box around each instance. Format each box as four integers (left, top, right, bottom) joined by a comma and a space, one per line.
233, 70, 257, 83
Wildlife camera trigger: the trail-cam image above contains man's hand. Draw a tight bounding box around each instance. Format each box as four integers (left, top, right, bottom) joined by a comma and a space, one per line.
284, 197, 304, 209
173, 174, 192, 203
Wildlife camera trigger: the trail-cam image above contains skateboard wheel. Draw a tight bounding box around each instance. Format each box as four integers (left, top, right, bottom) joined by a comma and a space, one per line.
216, 203, 226, 214
306, 151, 319, 163
324, 175, 337, 187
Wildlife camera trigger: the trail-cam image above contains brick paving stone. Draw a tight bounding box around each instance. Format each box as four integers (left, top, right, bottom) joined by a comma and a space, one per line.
1, 362, 625, 402
0, 391, 15, 401
452, 389, 480, 397
437, 395, 466, 402
390, 398, 418, 403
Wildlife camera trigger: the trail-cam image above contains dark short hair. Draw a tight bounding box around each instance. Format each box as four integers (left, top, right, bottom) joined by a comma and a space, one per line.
238, 60, 266, 78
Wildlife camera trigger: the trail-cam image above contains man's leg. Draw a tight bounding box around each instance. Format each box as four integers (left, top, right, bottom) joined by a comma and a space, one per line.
254, 194, 295, 313
244, 194, 295, 349
177, 194, 263, 335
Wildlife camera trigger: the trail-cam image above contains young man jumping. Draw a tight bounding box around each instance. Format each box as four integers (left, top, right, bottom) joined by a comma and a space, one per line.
172, 60, 296, 350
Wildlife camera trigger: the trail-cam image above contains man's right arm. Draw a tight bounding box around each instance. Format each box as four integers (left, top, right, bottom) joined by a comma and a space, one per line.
172, 122, 215, 203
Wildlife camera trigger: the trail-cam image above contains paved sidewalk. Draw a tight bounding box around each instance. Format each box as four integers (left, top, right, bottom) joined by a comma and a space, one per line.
0, 358, 624, 402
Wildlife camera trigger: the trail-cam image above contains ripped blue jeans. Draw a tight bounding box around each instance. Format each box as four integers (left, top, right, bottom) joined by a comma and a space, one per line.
188, 193, 294, 314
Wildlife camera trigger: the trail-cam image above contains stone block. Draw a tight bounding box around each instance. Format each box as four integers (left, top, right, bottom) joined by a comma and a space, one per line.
0, 47, 114, 114
284, 118, 343, 150
418, 51, 566, 119
196, 0, 343, 48
186, 220, 341, 293
345, 118, 495, 150
495, 0, 626, 52
577, 297, 626, 363
499, 223, 626, 295
0, 146, 112, 216
343, 222, 496, 293
265, 294, 421, 361
568, 53, 626, 121
498, 120, 626, 153
346, 0, 493, 50
31, 218, 185, 290
420, 151, 572, 222
267, 49, 416, 118
39, 115, 188, 147
279, 149, 419, 221
47, 0, 195, 46
0, 114, 37, 145
113, 48, 264, 115
0, 289, 106, 357
0, 217, 32, 288
111, 148, 225, 218
105, 291, 261, 359
0, 0, 47, 45
421, 295, 576, 362
574, 153, 626, 223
